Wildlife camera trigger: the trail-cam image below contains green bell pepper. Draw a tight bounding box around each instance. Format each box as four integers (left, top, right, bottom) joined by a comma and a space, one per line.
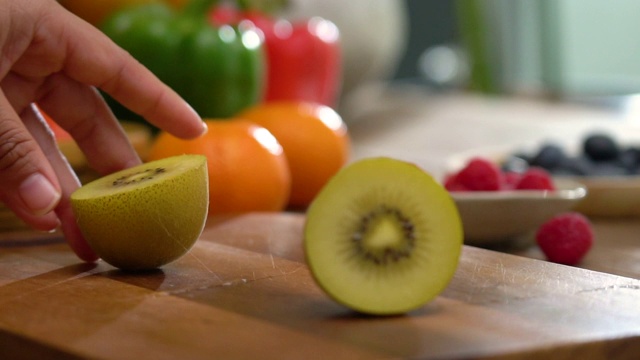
101, 0, 265, 121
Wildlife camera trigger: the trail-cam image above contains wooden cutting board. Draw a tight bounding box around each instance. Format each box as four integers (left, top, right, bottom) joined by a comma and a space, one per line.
0, 213, 639, 359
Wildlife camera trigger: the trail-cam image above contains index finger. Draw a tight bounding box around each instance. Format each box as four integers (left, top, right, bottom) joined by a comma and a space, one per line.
51, 3, 207, 139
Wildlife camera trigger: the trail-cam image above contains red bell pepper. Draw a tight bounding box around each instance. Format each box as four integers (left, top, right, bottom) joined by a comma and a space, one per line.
210, 5, 341, 107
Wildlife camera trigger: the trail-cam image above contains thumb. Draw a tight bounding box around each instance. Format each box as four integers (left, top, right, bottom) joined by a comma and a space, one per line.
24, 103, 99, 262
0, 95, 62, 231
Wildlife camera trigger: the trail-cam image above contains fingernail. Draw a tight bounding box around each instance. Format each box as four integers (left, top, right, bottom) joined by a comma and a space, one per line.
187, 103, 207, 135
44, 226, 59, 234
19, 174, 61, 216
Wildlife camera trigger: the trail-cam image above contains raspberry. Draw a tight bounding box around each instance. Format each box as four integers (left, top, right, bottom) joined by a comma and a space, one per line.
456, 157, 502, 191
515, 167, 555, 190
443, 173, 468, 192
502, 171, 522, 190
535, 212, 594, 265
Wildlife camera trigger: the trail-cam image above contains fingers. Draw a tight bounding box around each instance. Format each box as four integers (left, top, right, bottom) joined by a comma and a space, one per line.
3, 37, 143, 176
0, 90, 97, 261
46, 2, 207, 139
2, 70, 141, 175
0, 90, 61, 232
35, 73, 142, 175
24, 105, 98, 262
96, 57, 208, 139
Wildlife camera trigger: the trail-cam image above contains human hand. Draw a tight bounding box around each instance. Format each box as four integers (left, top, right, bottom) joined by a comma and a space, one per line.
0, 0, 207, 262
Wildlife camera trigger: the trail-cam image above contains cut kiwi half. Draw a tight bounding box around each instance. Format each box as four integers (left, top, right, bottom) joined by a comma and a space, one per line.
71, 154, 209, 271
304, 157, 463, 315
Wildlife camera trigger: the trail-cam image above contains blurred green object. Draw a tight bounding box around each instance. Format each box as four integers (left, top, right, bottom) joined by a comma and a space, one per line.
101, 0, 265, 124
455, 0, 496, 93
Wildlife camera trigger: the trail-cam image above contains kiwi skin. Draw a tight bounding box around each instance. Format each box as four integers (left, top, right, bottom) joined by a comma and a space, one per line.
71, 155, 209, 271
304, 157, 463, 315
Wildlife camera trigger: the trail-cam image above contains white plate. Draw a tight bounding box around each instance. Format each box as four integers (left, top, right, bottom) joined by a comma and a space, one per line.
451, 179, 587, 246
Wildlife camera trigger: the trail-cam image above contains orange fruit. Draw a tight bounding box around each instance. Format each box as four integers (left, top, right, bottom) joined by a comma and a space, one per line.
239, 102, 350, 208
147, 120, 291, 216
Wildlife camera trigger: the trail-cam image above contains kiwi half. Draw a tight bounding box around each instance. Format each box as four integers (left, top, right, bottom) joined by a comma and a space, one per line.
71, 154, 209, 271
304, 157, 463, 315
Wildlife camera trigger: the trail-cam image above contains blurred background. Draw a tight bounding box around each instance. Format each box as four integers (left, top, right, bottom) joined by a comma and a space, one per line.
61, 0, 640, 111
284, 0, 640, 112
392, 0, 640, 98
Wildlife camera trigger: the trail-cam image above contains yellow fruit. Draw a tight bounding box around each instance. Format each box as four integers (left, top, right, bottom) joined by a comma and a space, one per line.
70, 154, 209, 271
304, 157, 463, 315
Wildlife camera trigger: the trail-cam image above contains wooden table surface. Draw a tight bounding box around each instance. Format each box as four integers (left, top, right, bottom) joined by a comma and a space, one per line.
1, 91, 640, 359
1, 213, 640, 360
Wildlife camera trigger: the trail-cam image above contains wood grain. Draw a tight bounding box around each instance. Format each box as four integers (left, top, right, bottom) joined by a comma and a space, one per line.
0, 213, 639, 359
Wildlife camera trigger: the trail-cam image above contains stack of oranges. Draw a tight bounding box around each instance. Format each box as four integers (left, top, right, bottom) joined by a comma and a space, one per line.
147, 101, 351, 216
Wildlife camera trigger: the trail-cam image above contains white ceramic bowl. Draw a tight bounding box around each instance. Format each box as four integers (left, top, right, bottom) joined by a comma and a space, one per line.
451, 179, 587, 246
446, 144, 640, 218
569, 176, 640, 217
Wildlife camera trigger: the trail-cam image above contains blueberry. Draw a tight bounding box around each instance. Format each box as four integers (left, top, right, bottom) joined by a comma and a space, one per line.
530, 143, 566, 170
618, 147, 640, 174
554, 155, 593, 176
587, 161, 629, 176
583, 133, 619, 161
501, 155, 529, 173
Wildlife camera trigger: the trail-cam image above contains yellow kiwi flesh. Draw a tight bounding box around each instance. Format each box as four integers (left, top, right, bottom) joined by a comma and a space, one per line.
304, 157, 463, 315
71, 154, 209, 271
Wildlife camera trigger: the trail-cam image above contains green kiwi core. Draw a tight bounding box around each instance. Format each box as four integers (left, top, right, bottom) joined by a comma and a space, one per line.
351, 205, 416, 265
112, 167, 167, 187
